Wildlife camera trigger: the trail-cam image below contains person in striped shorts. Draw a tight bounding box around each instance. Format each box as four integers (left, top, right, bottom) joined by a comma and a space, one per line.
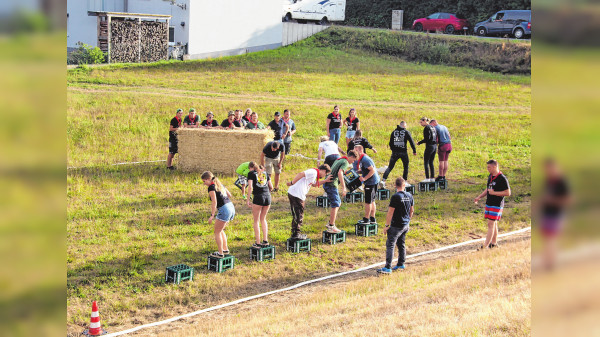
474, 159, 511, 249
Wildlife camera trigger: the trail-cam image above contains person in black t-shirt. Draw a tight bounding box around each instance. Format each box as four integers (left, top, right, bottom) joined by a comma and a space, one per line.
539, 158, 571, 269
201, 111, 219, 128
417, 117, 438, 182
344, 108, 360, 146
267, 111, 289, 143
234, 109, 247, 127
167, 109, 183, 170
242, 108, 252, 124
326, 105, 343, 144
183, 108, 200, 128
377, 177, 414, 274
201, 171, 235, 258
221, 111, 242, 129
474, 160, 511, 249
347, 130, 377, 154
261, 141, 285, 192
246, 164, 273, 247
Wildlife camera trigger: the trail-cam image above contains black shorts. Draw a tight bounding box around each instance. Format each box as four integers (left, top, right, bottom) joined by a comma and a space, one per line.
252, 194, 272, 206
284, 141, 292, 155
364, 184, 377, 204
169, 139, 178, 154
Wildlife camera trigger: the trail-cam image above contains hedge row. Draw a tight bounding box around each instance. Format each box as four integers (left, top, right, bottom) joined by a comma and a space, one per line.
344, 0, 531, 31
305, 27, 531, 74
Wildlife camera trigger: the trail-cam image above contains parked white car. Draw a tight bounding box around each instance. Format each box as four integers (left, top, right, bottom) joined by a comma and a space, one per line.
282, 0, 346, 24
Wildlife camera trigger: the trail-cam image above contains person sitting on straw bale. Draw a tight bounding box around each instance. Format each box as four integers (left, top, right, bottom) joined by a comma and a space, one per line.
201, 171, 235, 258
221, 111, 242, 130
234, 109, 246, 127
183, 108, 199, 128
245, 112, 265, 130
201, 111, 219, 128
166, 108, 183, 170
246, 164, 273, 248
242, 108, 252, 124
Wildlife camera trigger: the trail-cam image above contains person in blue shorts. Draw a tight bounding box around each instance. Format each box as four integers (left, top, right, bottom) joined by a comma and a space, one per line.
201, 171, 235, 258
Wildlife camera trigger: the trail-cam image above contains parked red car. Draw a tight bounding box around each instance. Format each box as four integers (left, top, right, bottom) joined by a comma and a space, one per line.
412, 12, 471, 34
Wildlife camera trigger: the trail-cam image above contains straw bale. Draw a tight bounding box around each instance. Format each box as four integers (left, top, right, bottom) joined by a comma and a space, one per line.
177, 129, 275, 175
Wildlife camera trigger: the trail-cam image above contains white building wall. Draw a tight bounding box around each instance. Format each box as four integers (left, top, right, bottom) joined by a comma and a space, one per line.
187, 0, 282, 59
67, 1, 100, 48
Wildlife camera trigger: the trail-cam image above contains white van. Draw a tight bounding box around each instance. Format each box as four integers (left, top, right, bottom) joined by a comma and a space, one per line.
282, 0, 346, 25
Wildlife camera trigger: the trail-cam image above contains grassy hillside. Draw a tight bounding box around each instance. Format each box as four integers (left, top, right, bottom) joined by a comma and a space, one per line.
67, 42, 530, 335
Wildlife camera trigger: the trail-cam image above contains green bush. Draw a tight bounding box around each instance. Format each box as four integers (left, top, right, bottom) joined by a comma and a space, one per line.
306, 27, 530, 74
68, 42, 106, 65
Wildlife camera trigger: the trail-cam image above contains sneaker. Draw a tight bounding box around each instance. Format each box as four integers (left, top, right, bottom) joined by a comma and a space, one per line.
357, 217, 370, 225
435, 176, 443, 181
252, 243, 262, 248
376, 267, 392, 274
323, 192, 328, 197
212, 251, 224, 258
261, 240, 270, 247
223, 250, 230, 255
379, 180, 386, 189
489, 243, 499, 249
369, 217, 377, 224
392, 265, 405, 271
290, 233, 308, 240
167, 166, 175, 170
326, 224, 342, 233
405, 182, 411, 187
477, 245, 488, 251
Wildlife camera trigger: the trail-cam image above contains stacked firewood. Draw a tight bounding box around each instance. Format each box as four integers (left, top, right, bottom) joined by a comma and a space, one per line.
140, 21, 168, 62
109, 20, 167, 63
110, 20, 140, 63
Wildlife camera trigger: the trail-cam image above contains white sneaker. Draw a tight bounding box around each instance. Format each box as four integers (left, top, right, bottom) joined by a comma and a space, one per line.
323, 192, 328, 197
326, 224, 342, 233
379, 180, 386, 189
405, 183, 411, 187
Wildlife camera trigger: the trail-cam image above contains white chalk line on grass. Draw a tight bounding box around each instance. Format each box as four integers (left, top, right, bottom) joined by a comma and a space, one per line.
102, 227, 531, 337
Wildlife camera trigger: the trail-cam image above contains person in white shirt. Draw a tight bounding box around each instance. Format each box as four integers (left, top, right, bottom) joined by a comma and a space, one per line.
317, 136, 346, 168
286, 165, 332, 239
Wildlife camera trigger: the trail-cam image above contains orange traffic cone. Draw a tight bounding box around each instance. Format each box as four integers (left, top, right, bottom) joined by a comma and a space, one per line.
82, 301, 107, 336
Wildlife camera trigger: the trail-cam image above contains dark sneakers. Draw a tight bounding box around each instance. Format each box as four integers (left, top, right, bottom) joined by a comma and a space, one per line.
357, 218, 370, 225
489, 243, 499, 249
167, 166, 175, 170
369, 217, 377, 224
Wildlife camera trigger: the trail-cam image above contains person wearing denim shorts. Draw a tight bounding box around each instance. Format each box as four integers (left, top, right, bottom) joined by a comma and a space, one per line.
344, 108, 360, 147
202, 171, 235, 258
326, 105, 342, 144
323, 155, 351, 233
430, 119, 452, 180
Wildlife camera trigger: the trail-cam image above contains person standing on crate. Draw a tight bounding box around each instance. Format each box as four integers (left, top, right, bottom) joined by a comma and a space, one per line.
344, 108, 360, 147
245, 112, 266, 130
183, 108, 200, 128
221, 111, 242, 129
261, 141, 285, 192
348, 146, 381, 225
201, 111, 219, 128
429, 119, 452, 181
323, 153, 353, 233
318, 136, 346, 168
235, 161, 256, 200
326, 105, 343, 144
377, 177, 414, 274
247, 164, 273, 248
201, 171, 235, 258
417, 117, 438, 182
281, 109, 296, 156
166, 108, 183, 171
474, 160, 511, 250
381, 121, 417, 188
286, 165, 332, 240
267, 111, 289, 145
347, 130, 377, 155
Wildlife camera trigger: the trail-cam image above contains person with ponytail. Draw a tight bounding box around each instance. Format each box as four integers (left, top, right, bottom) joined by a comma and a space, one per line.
246, 164, 272, 247
201, 171, 235, 258
286, 164, 332, 239
344, 108, 360, 146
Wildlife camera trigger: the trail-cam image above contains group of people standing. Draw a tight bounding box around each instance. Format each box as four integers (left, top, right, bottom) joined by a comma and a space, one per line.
168, 105, 511, 274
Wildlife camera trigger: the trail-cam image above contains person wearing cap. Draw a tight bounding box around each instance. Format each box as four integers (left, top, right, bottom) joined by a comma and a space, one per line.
245, 112, 265, 130
183, 108, 199, 128
201, 112, 219, 128
281, 109, 296, 155
267, 111, 289, 144
167, 108, 183, 170
221, 111, 242, 130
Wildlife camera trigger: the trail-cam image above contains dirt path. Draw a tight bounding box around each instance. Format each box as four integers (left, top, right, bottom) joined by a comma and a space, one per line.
67, 85, 529, 113
117, 231, 531, 337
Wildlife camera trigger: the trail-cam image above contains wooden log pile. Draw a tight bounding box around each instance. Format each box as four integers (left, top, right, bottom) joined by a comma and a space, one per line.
109, 20, 168, 63
140, 22, 168, 62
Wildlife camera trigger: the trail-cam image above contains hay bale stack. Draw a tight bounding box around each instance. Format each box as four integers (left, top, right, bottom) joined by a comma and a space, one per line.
177, 129, 275, 175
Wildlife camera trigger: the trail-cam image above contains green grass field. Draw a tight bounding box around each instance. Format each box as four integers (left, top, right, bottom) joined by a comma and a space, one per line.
67, 40, 530, 335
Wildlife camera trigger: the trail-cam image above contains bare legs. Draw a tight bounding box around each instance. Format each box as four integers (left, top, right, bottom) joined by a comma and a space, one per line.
214, 219, 229, 254
167, 153, 175, 167
438, 160, 449, 177
484, 219, 498, 247
251, 204, 270, 244
329, 207, 339, 226
364, 202, 376, 219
